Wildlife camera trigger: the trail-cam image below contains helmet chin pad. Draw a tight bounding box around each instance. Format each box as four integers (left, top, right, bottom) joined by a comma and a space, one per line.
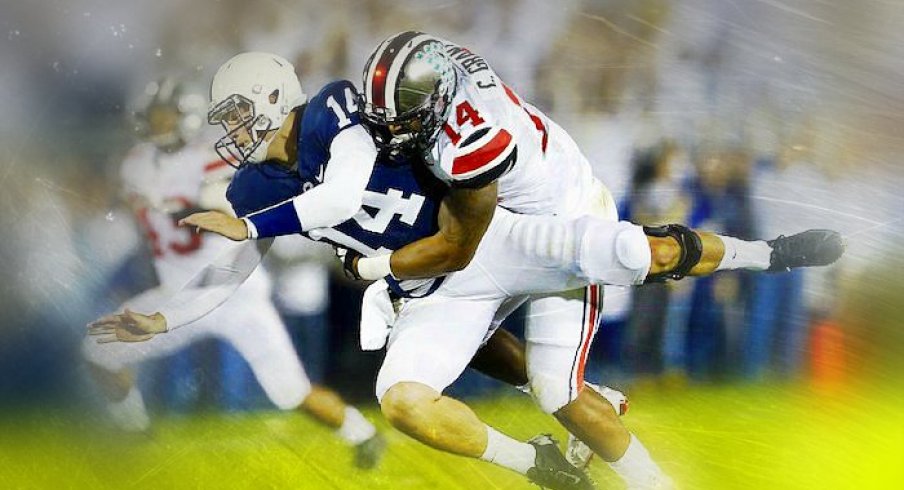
246, 136, 272, 163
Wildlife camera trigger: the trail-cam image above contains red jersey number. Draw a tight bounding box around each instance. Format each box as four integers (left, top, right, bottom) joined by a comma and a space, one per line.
444, 100, 486, 144
455, 100, 485, 128
136, 199, 203, 257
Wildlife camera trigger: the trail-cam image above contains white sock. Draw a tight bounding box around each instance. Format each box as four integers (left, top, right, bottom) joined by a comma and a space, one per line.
480, 426, 537, 475
337, 407, 377, 445
716, 235, 772, 271
609, 435, 672, 489
107, 385, 150, 432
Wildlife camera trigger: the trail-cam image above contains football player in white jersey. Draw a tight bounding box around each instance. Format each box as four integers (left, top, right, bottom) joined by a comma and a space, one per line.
353, 31, 843, 487
355, 31, 671, 486
82, 78, 385, 469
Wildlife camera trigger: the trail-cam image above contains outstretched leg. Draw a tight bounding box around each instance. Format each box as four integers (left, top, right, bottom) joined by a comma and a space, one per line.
297, 385, 385, 469
646, 226, 844, 280
221, 303, 383, 468
85, 362, 151, 433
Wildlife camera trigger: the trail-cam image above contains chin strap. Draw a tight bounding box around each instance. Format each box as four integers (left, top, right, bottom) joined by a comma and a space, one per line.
642, 224, 703, 282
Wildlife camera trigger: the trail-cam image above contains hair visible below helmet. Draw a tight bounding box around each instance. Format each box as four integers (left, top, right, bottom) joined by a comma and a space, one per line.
133, 77, 206, 151
208, 52, 306, 167
360, 31, 457, 153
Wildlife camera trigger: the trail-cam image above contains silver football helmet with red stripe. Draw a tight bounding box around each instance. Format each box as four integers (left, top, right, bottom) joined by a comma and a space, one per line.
360, 31, 457, 153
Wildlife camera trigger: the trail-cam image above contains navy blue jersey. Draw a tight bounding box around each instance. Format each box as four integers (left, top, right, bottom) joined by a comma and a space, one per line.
227, 81, 446, 297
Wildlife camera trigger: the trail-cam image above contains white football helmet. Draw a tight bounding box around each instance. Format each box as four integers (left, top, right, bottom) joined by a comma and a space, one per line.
208, 52, 306, 166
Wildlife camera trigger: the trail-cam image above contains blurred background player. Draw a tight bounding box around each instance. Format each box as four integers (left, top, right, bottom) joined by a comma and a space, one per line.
81, 77, 385, 468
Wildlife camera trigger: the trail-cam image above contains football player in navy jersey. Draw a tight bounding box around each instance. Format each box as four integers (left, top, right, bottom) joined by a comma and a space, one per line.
94, 51, 844, 490
85, 74, 387, 469
95, 52, 600, 489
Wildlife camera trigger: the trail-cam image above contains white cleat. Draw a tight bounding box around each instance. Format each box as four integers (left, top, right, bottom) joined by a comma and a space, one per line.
566, 383, 628, 469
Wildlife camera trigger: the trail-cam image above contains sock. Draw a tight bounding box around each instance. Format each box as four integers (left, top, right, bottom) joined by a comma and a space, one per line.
107, 385, 150, 432
716, 235, 771, 271
609, 435, 672, 489
480, 426, 537, 475
337, 407, 377, 445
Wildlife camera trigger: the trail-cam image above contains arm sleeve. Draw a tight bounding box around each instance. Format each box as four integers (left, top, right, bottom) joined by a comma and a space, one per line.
156, 238, 273, 329
448, 126, 517, 189
244, 125, 376, 237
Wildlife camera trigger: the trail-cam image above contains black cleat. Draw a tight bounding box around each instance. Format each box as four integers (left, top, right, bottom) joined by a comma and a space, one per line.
767, 229, 844, 272
353, 432, 387, 469
526, 434, 595, 490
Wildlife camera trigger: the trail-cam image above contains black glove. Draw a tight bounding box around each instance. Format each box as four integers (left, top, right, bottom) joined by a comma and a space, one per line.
335, 247, 363, 280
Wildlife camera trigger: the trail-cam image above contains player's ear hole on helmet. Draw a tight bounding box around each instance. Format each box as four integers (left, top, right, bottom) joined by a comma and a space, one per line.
269, 89, 279, 104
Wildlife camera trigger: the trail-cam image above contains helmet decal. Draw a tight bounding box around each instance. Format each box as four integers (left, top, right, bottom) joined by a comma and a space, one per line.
362, 32, 457, 153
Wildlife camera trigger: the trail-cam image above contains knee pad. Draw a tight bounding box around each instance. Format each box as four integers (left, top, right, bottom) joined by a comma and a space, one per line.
643, 224, 703, 282
530, 371, 575, 414
577, 220, 651, 286
615, 226, 652, 273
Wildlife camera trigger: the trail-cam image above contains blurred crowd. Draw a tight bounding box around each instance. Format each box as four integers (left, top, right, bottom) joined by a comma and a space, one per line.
0, 0, 901, 413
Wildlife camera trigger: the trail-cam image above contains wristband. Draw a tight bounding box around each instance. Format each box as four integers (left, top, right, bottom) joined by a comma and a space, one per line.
241, 218, 258, 239
245, 200, 303, 238
356, 254, 394, 281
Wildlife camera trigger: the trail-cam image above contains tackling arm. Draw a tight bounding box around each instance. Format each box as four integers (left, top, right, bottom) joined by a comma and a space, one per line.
354, 182, 498, 281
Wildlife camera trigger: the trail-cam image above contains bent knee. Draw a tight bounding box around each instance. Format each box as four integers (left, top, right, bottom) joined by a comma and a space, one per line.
530, 372, 578, 414
380, 382, 440, 427
554, 387, 624, 431
578, 219, 651, 285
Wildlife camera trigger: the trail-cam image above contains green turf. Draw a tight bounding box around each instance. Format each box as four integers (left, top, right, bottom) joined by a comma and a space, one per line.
1, 383, 902, 489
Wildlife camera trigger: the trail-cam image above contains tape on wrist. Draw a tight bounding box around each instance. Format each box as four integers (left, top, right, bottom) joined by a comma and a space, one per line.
356, 254, 394, 281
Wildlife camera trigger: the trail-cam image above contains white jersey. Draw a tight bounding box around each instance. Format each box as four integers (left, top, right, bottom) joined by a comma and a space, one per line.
120, 142, 270, 296
426, 41, 599, 217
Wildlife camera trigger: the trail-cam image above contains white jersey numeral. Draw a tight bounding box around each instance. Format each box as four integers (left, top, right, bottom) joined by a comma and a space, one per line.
326, 88, 358, 130
352, 188, 425, 233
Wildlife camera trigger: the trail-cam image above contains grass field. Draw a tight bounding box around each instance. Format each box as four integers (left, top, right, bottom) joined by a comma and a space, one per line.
2, 383, 903, 489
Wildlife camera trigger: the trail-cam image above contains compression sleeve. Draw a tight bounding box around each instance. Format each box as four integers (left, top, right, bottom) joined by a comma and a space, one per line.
244, 125, 376, 238
156, 238, 273, 329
